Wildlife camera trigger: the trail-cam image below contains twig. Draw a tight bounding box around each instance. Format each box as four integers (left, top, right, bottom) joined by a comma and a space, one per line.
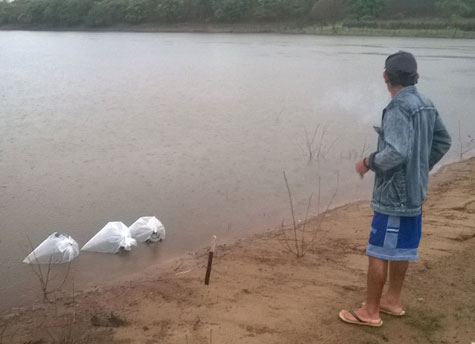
56, 260, 72, 290
44, 256, 53, 293
26, 236, 72, 302
175, 270, 192, 276
360, 139, 369, 158
303, 172, 339, 255
72, 279, 76, 323
458, 121, 475, 160
316, 123, 329, 161
300, 193, 313, 254
27, 237, 49, 300
304, 124, 320, 161
278, 223, 297, 256
283, 171, 300, 257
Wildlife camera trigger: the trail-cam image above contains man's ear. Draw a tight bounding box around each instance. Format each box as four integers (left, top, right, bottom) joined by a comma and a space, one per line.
415, 73, 419, 85
383, 71, 389, 83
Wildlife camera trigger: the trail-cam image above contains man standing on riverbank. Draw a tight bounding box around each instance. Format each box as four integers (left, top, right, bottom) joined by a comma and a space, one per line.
339, 51, 452, 326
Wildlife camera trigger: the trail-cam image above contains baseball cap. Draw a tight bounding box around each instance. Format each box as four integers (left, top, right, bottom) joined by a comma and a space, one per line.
385, 51, 417, 75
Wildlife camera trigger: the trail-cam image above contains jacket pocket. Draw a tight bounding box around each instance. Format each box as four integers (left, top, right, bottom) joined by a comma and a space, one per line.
380, 170, 407, 206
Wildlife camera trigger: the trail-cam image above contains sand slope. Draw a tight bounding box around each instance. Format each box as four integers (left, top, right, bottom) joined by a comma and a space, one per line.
1, 158, 474, 344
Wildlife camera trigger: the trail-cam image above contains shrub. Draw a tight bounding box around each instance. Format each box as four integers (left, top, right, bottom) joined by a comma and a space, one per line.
87, 1, 113, 26
61, 0, 94, 25
179, 0, 212, 20
436, 0, 474, 17
125, 0, 150, 23
0, 1, 7, 24
155, 0, 184, 21
212, 0, 248, 21
350, 0, 385, 20
311, 0, 347, 26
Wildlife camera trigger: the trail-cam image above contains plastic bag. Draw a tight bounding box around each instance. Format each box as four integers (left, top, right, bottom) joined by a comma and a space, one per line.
23, 232, 79, 264
81, 222, 137, 253
129, 216, 166, 243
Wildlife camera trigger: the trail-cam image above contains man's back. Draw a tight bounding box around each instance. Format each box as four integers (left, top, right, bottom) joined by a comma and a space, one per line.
369, 86, 451, 217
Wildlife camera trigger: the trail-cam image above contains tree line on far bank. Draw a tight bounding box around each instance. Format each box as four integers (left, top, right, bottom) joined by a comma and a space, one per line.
1, 0, 475, 29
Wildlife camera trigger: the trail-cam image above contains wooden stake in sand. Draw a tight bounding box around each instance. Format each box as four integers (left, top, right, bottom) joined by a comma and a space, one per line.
204, 235, 217, 286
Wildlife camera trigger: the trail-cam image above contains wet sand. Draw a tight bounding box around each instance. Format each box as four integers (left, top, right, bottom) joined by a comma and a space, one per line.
1, 157, 474, 343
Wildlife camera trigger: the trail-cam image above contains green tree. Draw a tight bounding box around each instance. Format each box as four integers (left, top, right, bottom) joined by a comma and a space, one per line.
253, 0, 284, 19
311, 0, 347, 29
385, 0, 436, 18
125, 0, 149, 23
251, 0, 314, 20
87, 0, 131, 25
285, 0, 316, 17
212, 0, 248, 21
0, 2, 7, 25
180, 0, 212, 20
61, 0, 94, 25
87, 0, 113, 26
155, 0, 184, 21
351, 0, 384, 20
25, 0, 47, 23
436, 0, 474, 17
41, 0, 67, 25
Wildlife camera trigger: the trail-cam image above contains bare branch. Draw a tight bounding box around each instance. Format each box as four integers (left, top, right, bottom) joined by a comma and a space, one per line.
458, 121, 475, 160
304, 124, 320, 161
316, 123, 329, 161
283, 171, 300, 257
56, 260, 73, 290
278, 223, 297, 256
303, 173, 339, 255
360, 139, 369, 158
300, 193, 313, 254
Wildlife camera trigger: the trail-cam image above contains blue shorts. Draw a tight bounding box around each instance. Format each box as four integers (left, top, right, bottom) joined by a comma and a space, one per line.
366, 212, 422, 261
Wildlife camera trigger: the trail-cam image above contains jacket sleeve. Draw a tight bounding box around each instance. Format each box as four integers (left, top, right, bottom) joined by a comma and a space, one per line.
368, 105, 413, 174
428, 113, 451, 171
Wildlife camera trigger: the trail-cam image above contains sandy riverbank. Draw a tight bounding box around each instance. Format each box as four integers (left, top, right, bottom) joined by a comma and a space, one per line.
1, 158, 474, 343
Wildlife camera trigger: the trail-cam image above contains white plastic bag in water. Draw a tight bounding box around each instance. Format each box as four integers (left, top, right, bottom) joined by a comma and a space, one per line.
23, 232, 79, 264
81, 222, 137, 253
129, 216, 166, 243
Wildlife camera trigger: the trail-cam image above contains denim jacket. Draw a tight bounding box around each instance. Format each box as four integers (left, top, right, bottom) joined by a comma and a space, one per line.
368, 86, 451, 217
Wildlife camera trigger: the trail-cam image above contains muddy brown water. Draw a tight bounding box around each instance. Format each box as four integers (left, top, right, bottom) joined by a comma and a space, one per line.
1, 32, 474, 312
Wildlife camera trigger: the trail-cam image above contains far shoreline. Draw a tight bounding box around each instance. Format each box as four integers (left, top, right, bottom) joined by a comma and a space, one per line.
1, 22, 475, 39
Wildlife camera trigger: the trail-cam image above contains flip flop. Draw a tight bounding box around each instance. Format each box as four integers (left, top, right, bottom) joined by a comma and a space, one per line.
339, 310, 383, 327
380, 308, 405, 316
361, 302, 406, 317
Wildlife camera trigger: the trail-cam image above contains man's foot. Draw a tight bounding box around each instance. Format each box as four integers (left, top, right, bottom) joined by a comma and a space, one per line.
362, 298, 405, 316
380, 296, 405, 315
339, 308, 383, 327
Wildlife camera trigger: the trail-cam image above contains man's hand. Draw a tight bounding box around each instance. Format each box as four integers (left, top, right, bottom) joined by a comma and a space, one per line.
355, 158, 370, 178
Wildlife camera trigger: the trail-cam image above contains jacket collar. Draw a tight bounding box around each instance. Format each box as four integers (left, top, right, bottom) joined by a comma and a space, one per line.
393, 85, 417, 100
385, 86, 417, 111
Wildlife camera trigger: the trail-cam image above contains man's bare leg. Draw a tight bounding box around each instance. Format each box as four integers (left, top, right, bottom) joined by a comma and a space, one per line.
340, 256, 387, 323
364, 257, 388, 317
380, 260, 408, 313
